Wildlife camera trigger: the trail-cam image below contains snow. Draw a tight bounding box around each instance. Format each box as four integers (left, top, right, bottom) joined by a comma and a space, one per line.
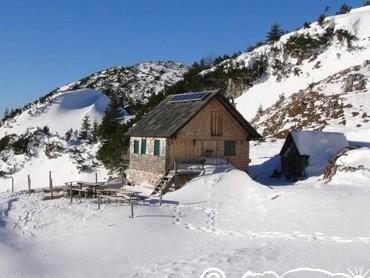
235, 6, 370, 121
290, 130, 348, 176
1, 146, 370, 277
0, 88, 111, 137
1, 6, 370, 278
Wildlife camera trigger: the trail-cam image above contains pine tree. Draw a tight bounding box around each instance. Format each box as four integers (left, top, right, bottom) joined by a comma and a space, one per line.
65, 128, 73, 141
336, 4, 351, 14
88, 119, 99, 144
97, 99, 128, 169
98, 99, 124, 141
78, 115, 92, 140
266, 23, 284, 43
3, 108, 9, 120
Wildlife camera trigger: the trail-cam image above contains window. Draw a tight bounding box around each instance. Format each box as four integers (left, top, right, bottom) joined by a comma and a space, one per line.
211, 111, 223, 136
133, 140, 139, 154
141, 139, 147, 154
224, 140, 236, 156
154, 139, 160, 156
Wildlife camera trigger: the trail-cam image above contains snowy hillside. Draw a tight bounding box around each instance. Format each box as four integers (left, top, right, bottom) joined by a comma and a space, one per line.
0, 88, 112, 137
232, 6, 370, 122
59, 61, 189, 110
0, 88, 113, 189
0, 61, 188, 188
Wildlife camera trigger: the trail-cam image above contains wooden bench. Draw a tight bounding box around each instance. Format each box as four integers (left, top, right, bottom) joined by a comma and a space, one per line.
97, 189, 141, 209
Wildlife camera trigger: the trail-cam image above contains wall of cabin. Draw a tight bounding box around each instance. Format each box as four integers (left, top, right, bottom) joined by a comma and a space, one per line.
128, 137, 167, 185
280, 142, 308, 179
169, 99, 250, 171
128, 98, 253, 186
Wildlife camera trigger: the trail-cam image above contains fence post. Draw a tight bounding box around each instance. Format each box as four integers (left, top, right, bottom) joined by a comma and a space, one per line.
95, 173, 98, 183
70, 183, 73, 204
97, 192, 101, 209
49, 171, 54, 199
28, 175, 31, 196
11, 177, 14, 193
130, 201, 134, 218
159, 186, 163, 206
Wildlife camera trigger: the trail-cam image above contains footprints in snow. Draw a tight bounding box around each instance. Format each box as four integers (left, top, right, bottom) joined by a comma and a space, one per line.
169, 204, 370, 244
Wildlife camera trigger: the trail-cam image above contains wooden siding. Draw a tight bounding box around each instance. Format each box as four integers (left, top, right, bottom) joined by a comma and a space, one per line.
170, 99, 250, 171
280, 141, 308, 178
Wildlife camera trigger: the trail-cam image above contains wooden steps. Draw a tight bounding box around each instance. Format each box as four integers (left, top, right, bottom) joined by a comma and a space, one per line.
153, 173, 176, 196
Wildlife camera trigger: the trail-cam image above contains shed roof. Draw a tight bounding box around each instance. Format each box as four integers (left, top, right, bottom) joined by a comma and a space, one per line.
280, 130, 348, 157
125, 90, 261, 139
279, 130, 349, 176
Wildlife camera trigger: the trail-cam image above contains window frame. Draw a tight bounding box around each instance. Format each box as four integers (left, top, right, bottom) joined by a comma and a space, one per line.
154, 139, 160, 156
133, 140, 140, 154
141, 139, 147, 154
224, 140, 236, 156
210, 111, 223, 136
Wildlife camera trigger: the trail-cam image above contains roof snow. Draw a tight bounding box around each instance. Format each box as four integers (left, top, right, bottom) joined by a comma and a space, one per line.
291, 130, 348, 157
291, 130, 348, 176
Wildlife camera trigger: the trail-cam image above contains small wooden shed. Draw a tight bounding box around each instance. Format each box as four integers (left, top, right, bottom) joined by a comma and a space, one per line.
125, 90, 261, 187
279, 130, 348, 179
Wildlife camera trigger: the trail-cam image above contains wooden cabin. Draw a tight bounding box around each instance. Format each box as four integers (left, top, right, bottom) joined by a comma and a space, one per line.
125, 90, 261, 187
279, 130, 348, 179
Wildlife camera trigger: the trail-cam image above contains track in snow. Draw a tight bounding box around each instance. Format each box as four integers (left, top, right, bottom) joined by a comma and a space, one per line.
169, 204, 370, 244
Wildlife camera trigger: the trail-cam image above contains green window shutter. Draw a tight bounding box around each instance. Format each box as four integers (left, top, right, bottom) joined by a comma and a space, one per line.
141, 139, 147, 154
154, 140, 160, 156
133, 140, 139, 153
224, 140, 236, 156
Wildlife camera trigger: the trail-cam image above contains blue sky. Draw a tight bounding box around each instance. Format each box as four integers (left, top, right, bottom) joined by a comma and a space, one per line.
0, 0, 366, 116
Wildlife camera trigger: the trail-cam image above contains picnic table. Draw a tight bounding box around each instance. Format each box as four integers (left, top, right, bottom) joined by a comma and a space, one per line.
65, 181, 105, 202
97, 188, 142, 209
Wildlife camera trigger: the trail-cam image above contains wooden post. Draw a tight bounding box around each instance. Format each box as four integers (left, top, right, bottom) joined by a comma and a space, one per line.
11, 177, 14, 193
97, 192, 101, 210
28, 175, 31, 196
95, 172, 98, 183
70, 183, 73, 204
159, 185, 163, 206
79, 183, 82, 199
130, 201, 134, 218
174, 159, 178, 175
49, 171, 54, 199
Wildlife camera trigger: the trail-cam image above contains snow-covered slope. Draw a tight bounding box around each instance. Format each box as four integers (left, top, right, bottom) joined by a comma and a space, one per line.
0, 88, 111, 137
60, 61, 189, 109
233, 6, 370, 121
0, 61, 188, 188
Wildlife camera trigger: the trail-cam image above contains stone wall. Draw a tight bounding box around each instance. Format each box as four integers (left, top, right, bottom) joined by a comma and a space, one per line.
128, 137, 167, 185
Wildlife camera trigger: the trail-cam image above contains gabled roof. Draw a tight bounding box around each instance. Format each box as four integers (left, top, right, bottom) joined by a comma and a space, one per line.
125, 90, 261, 140
279, 130, 348, 157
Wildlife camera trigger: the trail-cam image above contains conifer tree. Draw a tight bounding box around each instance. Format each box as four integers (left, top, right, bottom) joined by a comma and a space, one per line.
97, 99, 128, 169
266, 23, 284, 43
336, 4, 351, 14
88, 119, 99, 144
78, 115, 92, 140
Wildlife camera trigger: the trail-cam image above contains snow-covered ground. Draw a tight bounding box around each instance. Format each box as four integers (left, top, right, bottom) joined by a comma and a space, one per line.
1, 139, 370, 278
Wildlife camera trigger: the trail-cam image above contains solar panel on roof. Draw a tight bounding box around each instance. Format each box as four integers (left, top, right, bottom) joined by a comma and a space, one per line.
170, 92, 208, 103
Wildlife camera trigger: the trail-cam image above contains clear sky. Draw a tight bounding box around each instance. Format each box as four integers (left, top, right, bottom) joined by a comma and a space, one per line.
0, 0, 366, 116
